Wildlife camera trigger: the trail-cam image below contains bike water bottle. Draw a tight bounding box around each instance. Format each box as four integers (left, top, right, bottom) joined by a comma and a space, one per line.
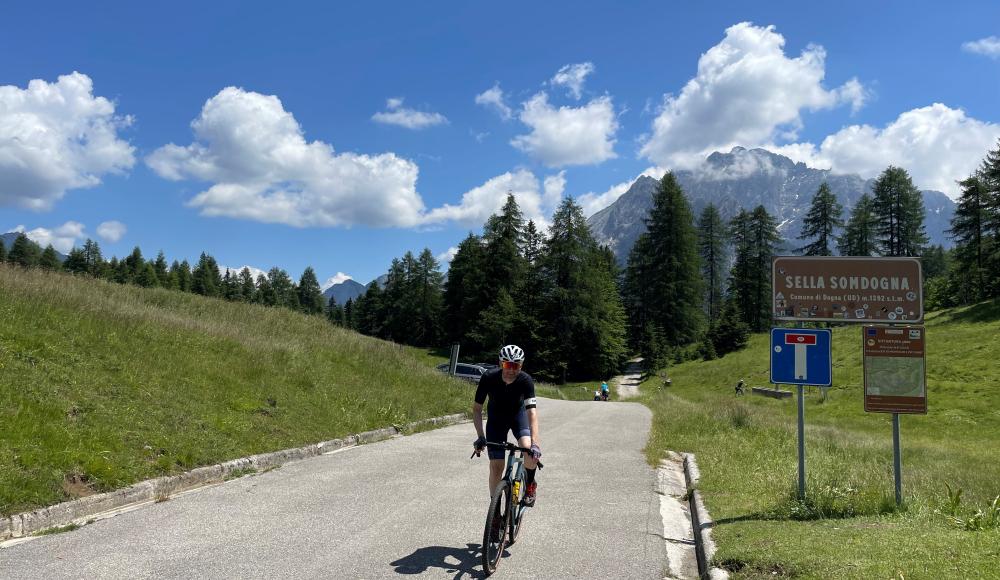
512, 480, 521, 500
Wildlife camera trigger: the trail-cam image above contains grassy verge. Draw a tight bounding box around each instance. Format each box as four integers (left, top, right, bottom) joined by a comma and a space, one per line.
642, 300, 1000, 578
0, 265, 470, 517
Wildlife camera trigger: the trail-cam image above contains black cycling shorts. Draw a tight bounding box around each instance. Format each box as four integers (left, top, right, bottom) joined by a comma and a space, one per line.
485, 406, 530, 460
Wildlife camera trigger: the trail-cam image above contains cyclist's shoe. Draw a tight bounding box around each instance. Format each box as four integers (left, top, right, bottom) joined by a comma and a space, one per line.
490, 511, 503, 542
522, 482, 537, 507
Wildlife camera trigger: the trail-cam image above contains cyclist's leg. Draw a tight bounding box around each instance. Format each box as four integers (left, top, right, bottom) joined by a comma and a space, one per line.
513, 407, 536, 470
485, 416, 510, 495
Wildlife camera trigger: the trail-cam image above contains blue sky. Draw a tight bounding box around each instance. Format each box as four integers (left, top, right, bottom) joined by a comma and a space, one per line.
2, 1, 999, 285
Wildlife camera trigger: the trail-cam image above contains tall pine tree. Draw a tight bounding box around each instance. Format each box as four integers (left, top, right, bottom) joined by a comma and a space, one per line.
798, 182, 843, 256
838, 193, 877, 256
871, 166, 928, 257
697, 204, 727, 321
297, 267, 325, 315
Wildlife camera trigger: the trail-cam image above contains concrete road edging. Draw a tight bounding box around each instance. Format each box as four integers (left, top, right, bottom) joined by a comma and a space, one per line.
682, 453, 729, 580
0, 412, 468, 542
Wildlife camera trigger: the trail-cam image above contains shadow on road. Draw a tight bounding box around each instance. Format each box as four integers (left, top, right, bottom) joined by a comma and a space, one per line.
390, 543, 494, 579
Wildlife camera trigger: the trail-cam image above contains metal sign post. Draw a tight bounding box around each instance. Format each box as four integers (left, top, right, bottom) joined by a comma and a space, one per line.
862, 324, 926, 505
770, 328, 831, 499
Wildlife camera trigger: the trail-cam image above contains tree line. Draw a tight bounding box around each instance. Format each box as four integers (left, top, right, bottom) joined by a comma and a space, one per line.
0, 235, 330, 318
347, 195, 628, 382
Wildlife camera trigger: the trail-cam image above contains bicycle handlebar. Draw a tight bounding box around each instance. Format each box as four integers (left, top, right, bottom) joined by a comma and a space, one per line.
470, 441, 544, 468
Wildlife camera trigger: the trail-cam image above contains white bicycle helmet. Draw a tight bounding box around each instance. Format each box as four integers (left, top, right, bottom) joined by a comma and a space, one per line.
499, 344, 525, 363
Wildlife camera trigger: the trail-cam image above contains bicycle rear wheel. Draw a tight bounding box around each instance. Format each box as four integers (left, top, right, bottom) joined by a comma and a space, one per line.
482, 481, 510, 576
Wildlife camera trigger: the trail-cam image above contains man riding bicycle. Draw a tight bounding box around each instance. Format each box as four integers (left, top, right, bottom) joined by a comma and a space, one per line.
472, 344, 541, 509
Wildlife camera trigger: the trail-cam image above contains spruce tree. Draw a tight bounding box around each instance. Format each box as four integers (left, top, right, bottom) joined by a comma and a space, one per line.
871, 166, 928, 257
443, 233, 487, 346
728, 207, 780, 332
297, 267, 325, 315
0, 239, 6, 263
124, 247, 145, 282
538, 197, 627, 380
413, 248, 444, 346
343, 297, 355, 329
191, 253, 222, 296
708, 299, 751, 356
623, 172, 704, 347
976, 140, 1000, 296
39, 245, 62, 270
238, 268, 256, 301
838, 194, 877, 256
798, 182, 843, 256
697, 204, 727, 321
267, 267, 298, 310
137, 261, 159, 288
948, 175, 989, 302
153, 251, 171, 287
255, 273, 275, 305
8, 234, 41, 267
326, 295, 344, 325
64, 248, 87, 273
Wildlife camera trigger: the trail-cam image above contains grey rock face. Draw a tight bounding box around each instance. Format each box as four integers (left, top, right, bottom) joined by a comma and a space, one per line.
587, 147, 956, 264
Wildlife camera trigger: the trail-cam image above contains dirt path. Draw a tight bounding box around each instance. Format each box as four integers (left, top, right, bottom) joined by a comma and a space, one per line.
613, 357, 644, 399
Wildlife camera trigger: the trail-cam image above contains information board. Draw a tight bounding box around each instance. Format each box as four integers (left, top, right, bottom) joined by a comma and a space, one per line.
863, 325, 927, 414
773, 257, 923, 323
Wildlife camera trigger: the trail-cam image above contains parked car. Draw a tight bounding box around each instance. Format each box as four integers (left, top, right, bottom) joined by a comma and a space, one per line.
436, 362, 488, 383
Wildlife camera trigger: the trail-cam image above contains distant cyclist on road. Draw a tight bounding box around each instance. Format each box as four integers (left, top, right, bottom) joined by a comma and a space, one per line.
472, 344, 541, 508
600, 381, 610, 401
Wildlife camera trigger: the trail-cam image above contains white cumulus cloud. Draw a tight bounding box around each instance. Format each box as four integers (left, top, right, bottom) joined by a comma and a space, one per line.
96, 220, 127, 243
475, 83, 513, 120
0, 72, 135, 211
321, 272, 353, 290
962, 36, 1000, 58
371, 97, 448, 129
423, 169, 565, 228
511, 93, 618, 167
550, 62, 595, 100
11, 221, 86, 253
436, 247, 458, 265
147, 87, 427, 228
640, 22, 866, 170
773, 103, 1000, 199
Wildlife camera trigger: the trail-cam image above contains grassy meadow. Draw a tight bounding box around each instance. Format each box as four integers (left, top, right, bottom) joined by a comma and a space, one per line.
0, 265, 474, 517
642, 300, 1000, 578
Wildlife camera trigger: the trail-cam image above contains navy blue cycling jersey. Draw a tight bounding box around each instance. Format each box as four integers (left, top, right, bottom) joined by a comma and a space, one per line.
474, 369, 537, 417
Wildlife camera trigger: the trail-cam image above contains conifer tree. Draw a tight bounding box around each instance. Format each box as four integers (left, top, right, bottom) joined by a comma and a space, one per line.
137, 261, 159, 288
255, 273, 275, 305
343, 297, 355, 329
124, 247, 145, 282
413, 248, 445, 346
871, 166, 928, 257
538, 197, 627, 380
976, 140, 1000, 296
443, 233, 487, 345
697, 204, 727, 321
728, 206, 780, 332
238, 267, 256, 301
0, 239, 6, 263
64, 247, 87, 273
39, 244, 62, 270
297, 266, 325, 315
707, 299, 751, 356
267, 267, 298, 310
81, 239, 106, 277
838, 194, 877, 256
622, 173, 703, 348
191, 253, 222, 296
797, 182, 843, 256
153, 251, 171, 287
326, 295, 344, 325
8, 233, 41, 267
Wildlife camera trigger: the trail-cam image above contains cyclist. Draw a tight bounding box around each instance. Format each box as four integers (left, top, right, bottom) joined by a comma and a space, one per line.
600, 381, 609, 401
472, 344, 541, 512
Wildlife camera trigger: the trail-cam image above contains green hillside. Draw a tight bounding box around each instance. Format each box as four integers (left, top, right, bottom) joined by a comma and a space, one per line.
0, 265, 471, 517
643, 300, 1000, 578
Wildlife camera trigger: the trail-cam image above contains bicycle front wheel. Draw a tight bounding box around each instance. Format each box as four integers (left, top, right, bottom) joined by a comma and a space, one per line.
482, 481, 510, 576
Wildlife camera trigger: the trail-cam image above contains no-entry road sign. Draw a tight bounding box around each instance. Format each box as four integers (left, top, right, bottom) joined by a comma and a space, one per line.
770, 328, 832, 386
863, 325, 927, 414
772, 256, 923, 323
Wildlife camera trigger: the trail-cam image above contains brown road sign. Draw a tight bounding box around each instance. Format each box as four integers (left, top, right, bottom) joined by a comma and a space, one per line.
863, 324, 927, 414
772, 256, 923, 323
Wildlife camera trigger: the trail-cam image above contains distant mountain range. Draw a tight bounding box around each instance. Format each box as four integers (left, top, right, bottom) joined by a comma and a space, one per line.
1, 232, 68, 262
322, 278, 367, 305
587, 147, 956, 264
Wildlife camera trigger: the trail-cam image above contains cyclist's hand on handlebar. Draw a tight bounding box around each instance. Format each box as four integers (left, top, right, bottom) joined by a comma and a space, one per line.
529, 443, 542, 460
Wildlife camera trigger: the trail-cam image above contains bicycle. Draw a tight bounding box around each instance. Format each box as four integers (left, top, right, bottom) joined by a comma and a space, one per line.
471, 441, 545, 576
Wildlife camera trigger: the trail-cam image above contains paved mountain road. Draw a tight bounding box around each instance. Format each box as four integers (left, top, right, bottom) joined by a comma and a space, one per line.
0, 398, 667, 579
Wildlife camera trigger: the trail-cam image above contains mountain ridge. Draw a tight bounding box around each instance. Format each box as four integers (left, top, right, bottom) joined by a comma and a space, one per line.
587, 147, 956, 263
